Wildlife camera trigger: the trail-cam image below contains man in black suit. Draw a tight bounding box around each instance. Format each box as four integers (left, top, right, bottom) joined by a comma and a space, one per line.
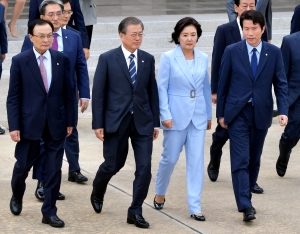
291, 4, 300, 34
90, 17, 160, 228
208, 0, 265, 194
7, 19, 74, 228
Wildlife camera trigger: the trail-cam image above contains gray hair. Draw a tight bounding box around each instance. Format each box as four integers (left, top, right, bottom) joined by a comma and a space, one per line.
39, 0, 64, 15
118, 17, 144, 34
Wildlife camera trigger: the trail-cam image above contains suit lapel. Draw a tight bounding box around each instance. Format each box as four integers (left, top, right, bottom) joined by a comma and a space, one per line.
116, 46, 132, 85
27, 50, 47, 93
134, 50, 144, 91
238, 41, 254, 81
255, 41, 269, 80
193, 49, 202, 81
61, 29, 69, 54
174, 45, 196, 88
231, 20, 242, 42
49, 50, 58, 94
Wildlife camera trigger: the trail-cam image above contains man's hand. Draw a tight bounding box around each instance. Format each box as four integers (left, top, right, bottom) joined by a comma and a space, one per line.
80, 99, 89, 113
10, 130, 20, 142
83, 48, 90, 60
162, 119, 173, 128
95, 128, 104, 141
278, 115, 288, 127
153, 129, 159, 141
66, 127, 73, 137
207, 120, 212, 130
212, 93, 217, 104
1, 54, 5, 62
219, 117, 228, 129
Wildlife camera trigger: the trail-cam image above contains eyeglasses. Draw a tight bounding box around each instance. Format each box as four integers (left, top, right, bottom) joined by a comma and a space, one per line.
63, 10, 73, 16
46, 11, 62, 18
33, 34, 53, 40
129, 33, 144, 38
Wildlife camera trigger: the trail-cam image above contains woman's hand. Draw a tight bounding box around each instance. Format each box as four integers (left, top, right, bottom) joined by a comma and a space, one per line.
162, 119, 173, 128
207, 120, 211, 130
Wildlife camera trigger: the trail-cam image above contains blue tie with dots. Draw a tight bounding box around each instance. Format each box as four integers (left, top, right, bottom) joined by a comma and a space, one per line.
128, 54, 136, 113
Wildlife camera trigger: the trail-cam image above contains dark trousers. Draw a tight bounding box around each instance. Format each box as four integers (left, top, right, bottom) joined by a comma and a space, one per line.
92, 113, 153, 215
32, 102, 80, 181
86, 25, 93, 47
11, 122, 64, 216
210, 120, 229, 166
228, 105, 268, 212
279, 97, 300, 159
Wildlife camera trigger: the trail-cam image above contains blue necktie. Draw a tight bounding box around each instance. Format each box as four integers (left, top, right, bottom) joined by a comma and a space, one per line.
128, 54, 136, 113
251, 48, 258, 79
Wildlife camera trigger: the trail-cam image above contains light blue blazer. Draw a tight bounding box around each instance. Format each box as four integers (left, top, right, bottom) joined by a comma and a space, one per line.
158, 45, 212, 131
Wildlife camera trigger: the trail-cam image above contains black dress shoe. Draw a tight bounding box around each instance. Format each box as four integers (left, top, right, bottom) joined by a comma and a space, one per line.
0, 126, 5, 134
276, 159, 288, 177
251, 206, 256, 214
42, 215, 65, 227
207, 162, 219, 182
90, 194, 103, 213
35, 181, 45, 201
243, 207, 256, 222
191, 214, 205, 221
68, 171, 88, 182
10, 196, 22, 215
127, 214, 150, 228
57, 192, 65, 200
153, 196, 165, 210
251, 183, 264, 194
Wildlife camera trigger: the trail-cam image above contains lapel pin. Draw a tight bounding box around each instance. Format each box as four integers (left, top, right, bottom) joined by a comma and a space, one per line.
142, 60, 144, 63
266, 54, 268, 56
57, 63, 59, 65
65, 36, 67, 39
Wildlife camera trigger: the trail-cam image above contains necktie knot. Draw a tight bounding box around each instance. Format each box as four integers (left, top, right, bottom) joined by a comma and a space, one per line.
53, 33, 58, 39
129, 54, 135, 61
252, 48, 257, 53
40, 55, 45, 62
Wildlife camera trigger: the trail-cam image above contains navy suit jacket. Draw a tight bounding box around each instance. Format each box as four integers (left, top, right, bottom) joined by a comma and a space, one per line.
291, 5, 300, 34
21, 29, 90, 99
217, 40, 288, 130
281, 32, 300, 106
211, 19, 267, 94
92, 46, 160, 135
28, 0, 89, 48
6, 49, 74, 140
0, 3, 8, 78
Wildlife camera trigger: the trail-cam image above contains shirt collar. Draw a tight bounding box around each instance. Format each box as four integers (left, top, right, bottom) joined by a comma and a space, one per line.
121, 44, 138, 59
54, 27, 62, 37
62, 25, 67, 29
246, 40, 262, 54
33, 47, 51, 60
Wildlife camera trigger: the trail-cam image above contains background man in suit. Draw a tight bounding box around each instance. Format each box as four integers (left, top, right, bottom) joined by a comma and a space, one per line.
291, 4, 300, 34
0, 2, 7, 135
217, 10, 288, 221
7, 19, 74, 227
29, 0, 90, 60
226, 0, 272, 42
276, 30, 300, 177
208, 0, 264, 194
91, 17, 160, 229
21, 0, 90, 201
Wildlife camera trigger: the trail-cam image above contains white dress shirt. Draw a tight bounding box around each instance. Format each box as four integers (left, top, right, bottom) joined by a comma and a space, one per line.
33, 47, 52, 90
236, 17, 244, 40
54, 27, 64, 52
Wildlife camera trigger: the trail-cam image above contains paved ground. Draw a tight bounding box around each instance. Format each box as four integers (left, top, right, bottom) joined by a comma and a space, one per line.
1, 70, 300, 233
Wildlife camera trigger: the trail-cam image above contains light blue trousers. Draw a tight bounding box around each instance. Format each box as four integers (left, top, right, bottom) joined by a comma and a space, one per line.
155, 121, 205, 214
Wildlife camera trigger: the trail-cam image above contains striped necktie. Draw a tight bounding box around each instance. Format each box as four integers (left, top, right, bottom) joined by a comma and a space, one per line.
128, 54, 136, 113
52, 33, 58, 50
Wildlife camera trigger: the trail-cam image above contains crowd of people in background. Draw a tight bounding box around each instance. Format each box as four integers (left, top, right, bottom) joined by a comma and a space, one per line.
1, 0, 300, 230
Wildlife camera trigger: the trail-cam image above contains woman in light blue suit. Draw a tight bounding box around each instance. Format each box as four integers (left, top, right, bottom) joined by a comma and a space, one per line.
154, 17, 212, 221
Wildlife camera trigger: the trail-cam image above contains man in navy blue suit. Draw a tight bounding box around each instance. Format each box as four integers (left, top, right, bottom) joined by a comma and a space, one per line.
276, 29, 300, 177
21, 0, 90, 201
28, 0, 90, 60
7, 19, 74, 227
208, 0, 264, 194
91, 17, 160, 228
0, 2, 8, 135
217, 10, 288, 221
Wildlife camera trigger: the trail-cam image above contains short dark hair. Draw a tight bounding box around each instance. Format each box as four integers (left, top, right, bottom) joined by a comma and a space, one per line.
28, 19, 54, 35
61, 0, 70, 4
240, 10, 265, 29
39, 0, 64, 15
171, 17, 202, 44
118, 17, 144, 34
234, 0, 257, 6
